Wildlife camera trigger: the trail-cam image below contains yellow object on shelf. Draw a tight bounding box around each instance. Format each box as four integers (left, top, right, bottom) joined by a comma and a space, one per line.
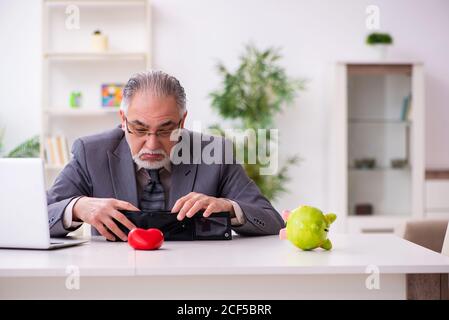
91, 31, 108, 52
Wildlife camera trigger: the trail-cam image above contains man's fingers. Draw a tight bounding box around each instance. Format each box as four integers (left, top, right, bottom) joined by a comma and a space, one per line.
176, 195, 201, 220
94, 222, 116, 241
113, 199, 139, 211
185, 200, 208, 218
177, 199, 195, 221
203, 203, 217, 218
103, 218, 128, 242
172, 194, 191, 213
111, 210, 136, 231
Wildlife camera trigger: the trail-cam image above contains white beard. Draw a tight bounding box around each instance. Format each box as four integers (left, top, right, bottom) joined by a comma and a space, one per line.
132, 148, 170, 170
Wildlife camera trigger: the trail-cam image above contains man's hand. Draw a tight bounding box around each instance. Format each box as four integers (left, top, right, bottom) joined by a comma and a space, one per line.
73, 197, 139, 241
171, 192, 234, 221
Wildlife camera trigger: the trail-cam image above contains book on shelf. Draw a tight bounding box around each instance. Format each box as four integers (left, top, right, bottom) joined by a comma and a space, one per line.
45, 136, 70, 167
400, 93, 412, 121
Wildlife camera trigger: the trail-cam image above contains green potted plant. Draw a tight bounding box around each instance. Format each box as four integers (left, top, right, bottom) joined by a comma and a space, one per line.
209, 44, 305, 201
0, 127, 4, 157
366, 32, 393, 60
5, 135, 40, 158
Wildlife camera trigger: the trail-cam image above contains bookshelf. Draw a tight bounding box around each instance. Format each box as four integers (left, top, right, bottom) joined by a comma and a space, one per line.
41, 0, 151, 185
330, 62, 425, 234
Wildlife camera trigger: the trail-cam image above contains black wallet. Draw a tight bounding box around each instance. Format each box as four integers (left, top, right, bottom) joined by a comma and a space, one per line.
113, 210, 232, 241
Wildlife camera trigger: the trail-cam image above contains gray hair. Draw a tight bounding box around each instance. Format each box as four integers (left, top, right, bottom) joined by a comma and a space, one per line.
120, 70, 187, 116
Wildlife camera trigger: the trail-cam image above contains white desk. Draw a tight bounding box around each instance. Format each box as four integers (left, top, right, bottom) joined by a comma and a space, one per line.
1, 234, 449, 299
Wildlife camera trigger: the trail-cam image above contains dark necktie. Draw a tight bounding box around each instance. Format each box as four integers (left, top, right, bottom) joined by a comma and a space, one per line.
140, 169, 165, 211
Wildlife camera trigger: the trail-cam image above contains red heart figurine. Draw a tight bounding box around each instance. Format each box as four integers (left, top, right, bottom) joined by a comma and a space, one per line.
128, 228, 164, 250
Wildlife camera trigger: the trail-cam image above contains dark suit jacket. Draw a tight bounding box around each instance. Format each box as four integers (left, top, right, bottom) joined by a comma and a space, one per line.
47, 127, 285, 237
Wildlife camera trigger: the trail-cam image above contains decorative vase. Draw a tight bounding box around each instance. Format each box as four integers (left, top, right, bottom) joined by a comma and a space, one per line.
371, 44, 389, 61
91, 31, 108, 52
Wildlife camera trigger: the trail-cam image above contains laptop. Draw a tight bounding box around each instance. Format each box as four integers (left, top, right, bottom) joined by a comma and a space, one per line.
0, 158, 87, 249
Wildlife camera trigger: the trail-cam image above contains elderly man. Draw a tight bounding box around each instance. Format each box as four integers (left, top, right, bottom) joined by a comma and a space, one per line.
47, 71, 284, 241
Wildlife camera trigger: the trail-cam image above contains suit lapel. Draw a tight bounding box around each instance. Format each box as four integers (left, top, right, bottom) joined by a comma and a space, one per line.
107, 137, 139, 208
168, 163, 198, 209
167, 129, 199, 209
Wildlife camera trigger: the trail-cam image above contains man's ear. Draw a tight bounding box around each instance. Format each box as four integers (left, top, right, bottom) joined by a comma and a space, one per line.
119, 109, 126, 131
180, 111, 188, 128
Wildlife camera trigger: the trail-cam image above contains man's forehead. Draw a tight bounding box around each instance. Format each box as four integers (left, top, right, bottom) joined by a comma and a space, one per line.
131, 91, 177, 107
128, 93, 179, 123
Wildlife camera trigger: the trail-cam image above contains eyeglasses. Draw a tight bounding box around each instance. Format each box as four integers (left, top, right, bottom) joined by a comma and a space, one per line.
125, 117, 182, 139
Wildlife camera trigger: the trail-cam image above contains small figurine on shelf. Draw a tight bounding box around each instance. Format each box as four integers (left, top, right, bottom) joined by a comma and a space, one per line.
91, 30, 108, 52
69, 91, 82, 108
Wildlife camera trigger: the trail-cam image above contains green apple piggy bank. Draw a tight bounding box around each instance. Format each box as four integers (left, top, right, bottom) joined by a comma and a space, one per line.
279, 206, 336, 251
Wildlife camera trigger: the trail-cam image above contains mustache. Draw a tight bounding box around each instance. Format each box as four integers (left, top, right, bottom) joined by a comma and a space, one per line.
134, 149, 167, 157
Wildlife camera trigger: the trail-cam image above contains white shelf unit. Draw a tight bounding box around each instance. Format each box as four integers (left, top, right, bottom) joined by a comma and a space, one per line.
330, 62, 425, 234
41, 0, 151, 185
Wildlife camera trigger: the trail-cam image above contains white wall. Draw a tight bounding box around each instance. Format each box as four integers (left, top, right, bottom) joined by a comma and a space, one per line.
1, 0, 448, 213
0, 0, 41, 155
